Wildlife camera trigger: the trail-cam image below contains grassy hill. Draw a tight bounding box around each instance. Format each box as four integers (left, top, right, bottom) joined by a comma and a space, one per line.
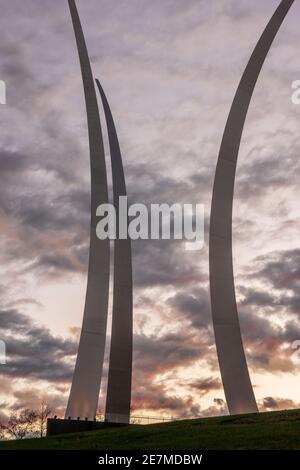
1, 409, 300, 450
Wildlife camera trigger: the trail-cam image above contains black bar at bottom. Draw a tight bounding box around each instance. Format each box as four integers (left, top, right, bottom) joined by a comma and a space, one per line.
0, 450, 299, 466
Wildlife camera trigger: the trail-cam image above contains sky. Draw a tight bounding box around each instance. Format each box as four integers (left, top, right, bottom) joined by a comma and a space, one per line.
1, 0, 300, 421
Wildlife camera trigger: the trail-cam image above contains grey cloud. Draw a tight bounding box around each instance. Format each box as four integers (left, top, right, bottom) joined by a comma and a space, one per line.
188, 377, 222, 395
239, 287, 277, 308
132, 381, 201, 418
0, 0, 300, 419
260, 396, 299, 412
132, 240, 206, 288
255, 249, 300, 292
0, 309, 77, 382
133, 331, 205, 378
168, 288, 211, 329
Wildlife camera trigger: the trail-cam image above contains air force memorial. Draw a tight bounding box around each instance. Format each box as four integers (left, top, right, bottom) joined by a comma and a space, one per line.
47, 0, 295, 434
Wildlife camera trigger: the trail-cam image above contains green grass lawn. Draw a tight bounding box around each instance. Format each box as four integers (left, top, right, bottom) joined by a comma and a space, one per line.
1, 409, 300, 450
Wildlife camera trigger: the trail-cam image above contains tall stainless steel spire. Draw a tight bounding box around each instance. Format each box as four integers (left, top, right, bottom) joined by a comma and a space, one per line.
96, 79, 133, 424
209, 0, 294, 415
65, 0, 110, 420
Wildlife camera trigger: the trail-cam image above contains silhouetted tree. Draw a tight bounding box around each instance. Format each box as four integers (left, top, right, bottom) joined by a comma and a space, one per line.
36, 402, 53, 438
0, 409, 37, 440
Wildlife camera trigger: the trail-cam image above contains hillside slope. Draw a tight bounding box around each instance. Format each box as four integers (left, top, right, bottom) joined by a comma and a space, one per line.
1, 409, 300, 450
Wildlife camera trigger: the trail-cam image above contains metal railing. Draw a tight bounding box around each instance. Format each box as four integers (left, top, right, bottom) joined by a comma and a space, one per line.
130, 415, 174, 425
95, 413, 175, 425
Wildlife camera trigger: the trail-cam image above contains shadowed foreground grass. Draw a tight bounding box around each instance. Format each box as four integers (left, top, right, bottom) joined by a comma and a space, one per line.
1, 409, 300, 450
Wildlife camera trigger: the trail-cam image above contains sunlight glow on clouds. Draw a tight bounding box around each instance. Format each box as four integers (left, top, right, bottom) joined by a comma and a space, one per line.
0, 0, 300, 420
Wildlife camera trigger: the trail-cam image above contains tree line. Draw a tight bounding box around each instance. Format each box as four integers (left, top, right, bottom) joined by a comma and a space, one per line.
0, 402, 53, 440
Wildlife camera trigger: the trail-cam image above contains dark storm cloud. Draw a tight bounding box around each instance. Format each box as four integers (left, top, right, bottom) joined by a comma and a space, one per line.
200, 398, 227, 417
130, 327, 216, 416
133, 331, 205, 378
11, 198, 79, 233
255, 249, 300, 293
196, 266, 300, 374
188, 377, 222, 395
240, 294, 300, 345
132, 330, 205, 418
235, 141, 300, 202
126, 162, 200, 205
240, 287, 277, 308
0, 0, 299, 418
260, 396, 299, 412
232, 248, 300, 372
132, 240, 206, 288
132, 381, 200, 418
235, 301, 300, 373
31, 254, 82, 275
0, 0, 96, 275
0, 152, 90, 234
262, 396, 278, 409
11, 387, 67, 413
168, 287, 211, 329
0, 155, 91, 276
213, 398, 225, 407
0, 309, 77, 381
0, 150, 31, 173
239, 249, 300, 320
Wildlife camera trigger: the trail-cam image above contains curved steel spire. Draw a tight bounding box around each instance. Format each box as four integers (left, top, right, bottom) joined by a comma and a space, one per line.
209, 0, 294, 415
65, 0, 110, 420
96, 79, 133, 424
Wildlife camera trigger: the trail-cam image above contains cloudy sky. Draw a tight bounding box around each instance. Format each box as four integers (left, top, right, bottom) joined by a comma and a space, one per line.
1, 0, 300, 421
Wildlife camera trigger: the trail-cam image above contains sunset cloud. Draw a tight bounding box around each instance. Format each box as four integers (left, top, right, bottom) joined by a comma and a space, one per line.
0, 0, 300, 419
